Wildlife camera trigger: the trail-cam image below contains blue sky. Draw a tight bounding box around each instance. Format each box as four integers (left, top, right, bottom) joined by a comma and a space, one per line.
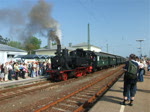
0, 0, 149, 57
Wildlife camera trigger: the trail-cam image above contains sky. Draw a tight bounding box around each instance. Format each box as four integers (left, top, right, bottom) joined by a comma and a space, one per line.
0, 0, 149, 57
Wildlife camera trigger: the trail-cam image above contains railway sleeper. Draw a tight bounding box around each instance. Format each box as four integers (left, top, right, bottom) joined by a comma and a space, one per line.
64, 101, 80, 106
76, 94, 92, 98
54, 104, 77, 111
83, 93, 94, 96
85, 91, 96, 94
74, 95, 90, 100
71, 96, 88, 101
59, 103, 78, 108
66, 99, 79, 103
52, 107, 71, 112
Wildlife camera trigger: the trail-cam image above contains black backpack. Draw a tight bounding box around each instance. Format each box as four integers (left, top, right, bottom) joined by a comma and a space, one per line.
126, 61, 138, 79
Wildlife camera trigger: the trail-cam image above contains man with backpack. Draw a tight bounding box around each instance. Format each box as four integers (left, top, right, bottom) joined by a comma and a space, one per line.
121, 54, 139, 106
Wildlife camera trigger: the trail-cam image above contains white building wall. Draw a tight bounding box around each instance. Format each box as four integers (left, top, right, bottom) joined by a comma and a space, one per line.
72, 46, 101, 52
90, 46, 101, 52
7, 51, 27, 62
7, 51, 27, 56
0, 51, 7, 64
0, 51, 27, 64
72, 46, 88, 50
35, 51, 56, 56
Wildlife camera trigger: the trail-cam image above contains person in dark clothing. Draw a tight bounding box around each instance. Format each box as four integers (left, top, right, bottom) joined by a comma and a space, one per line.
8, 62, 13, 80
121, 54, 139, 106
14, 63, 20, 80
0, 64, 5, 81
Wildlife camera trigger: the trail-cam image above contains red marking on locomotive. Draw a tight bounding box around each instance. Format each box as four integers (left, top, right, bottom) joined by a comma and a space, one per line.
47, 66, 93, 81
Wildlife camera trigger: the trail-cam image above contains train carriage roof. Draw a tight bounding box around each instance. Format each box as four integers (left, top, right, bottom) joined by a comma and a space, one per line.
84, 50, 125, 59
93, 52, 116, 58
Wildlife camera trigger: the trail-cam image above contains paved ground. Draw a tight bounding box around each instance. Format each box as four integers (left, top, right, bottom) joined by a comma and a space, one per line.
89, 72, 150, 112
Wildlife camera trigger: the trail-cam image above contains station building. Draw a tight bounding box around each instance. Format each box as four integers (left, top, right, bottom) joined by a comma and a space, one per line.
35, 42, 101, 56
34, 45, 75, 56
71, 42, 101, 52
0, 44, 27, 64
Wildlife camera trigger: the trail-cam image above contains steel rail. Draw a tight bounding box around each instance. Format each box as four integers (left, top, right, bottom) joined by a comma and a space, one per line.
0, 78, 75, 101
74, 70, 124, 112
35, 65, 124, 112
0, 80, 49, 94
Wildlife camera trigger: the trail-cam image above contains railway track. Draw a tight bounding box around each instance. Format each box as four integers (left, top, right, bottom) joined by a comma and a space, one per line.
0, 65, 125, 112
0, 80, 51, 101
0, 77, 85, 102
34, 65, 124, 112
0, 66, 112, 102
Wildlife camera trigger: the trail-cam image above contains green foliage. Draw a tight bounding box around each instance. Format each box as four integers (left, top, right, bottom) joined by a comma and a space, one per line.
147, 58, 150, 60
43, 42, 56, 48
0, 35, 10, 44
0, 35, 42, 54
43, 45, 47, 48
7, 41, 23, 49
24, 36, 41, 54
52, 42, 57, 46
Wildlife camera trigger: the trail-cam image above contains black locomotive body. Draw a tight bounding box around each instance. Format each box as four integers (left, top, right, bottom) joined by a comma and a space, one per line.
47, 45, 126, 81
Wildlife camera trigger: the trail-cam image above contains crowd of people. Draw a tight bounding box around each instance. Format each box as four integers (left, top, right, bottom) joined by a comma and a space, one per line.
0, 61, 51, 82
0, 57, 150, 83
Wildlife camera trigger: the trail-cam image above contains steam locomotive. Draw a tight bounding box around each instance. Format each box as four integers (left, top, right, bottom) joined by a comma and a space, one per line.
47, 45, 126, 81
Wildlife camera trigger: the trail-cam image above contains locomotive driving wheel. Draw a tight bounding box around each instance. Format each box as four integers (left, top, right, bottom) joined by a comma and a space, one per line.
82, 70, 87, 76
61, 73, 68, 81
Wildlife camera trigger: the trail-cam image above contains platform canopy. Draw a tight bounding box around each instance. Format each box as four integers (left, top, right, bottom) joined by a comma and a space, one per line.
15, 54, 52, 59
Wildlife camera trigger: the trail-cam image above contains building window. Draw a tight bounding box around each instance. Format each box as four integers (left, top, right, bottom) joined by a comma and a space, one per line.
7, 54, 15, 58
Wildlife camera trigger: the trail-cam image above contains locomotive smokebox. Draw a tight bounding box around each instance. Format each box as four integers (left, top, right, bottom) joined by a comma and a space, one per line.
56, 44, 61, 56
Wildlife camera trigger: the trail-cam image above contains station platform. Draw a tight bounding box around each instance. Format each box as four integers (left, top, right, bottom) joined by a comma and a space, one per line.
89, 72, 150, 112
0, 76, 48, 89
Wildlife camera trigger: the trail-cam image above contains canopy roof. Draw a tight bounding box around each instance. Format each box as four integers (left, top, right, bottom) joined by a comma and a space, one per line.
0, 44, 26, 52
15, 54, 52, 59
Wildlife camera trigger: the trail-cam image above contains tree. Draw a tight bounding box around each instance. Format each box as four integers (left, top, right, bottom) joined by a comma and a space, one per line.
52, 42, 57, 46
7, 41, 23, 49
43, 42, 56, 48
24, 36, 41, 54
0, 35, 10, 44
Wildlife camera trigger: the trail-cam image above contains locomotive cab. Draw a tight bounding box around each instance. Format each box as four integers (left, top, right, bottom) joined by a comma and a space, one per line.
70, 49, 90, 67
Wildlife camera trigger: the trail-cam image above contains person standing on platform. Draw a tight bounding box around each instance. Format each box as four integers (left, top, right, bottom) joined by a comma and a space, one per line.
4, 62, 9, 81
138, 60, 144, 82
22, 63, 27, 79
0, 64, 5, 82
14, 63, 20, 80
8, 62, 13, 80
143, 59, 147, 75
121, 54, 139, 106
147, 60, 150, 71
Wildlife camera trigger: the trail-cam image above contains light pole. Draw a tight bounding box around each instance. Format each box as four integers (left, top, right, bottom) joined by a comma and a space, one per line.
136, 39, 144, 58
106, 44, 108, 53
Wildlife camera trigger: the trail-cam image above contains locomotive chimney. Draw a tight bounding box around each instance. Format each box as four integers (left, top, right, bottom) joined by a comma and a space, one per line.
56, 44, 61, 56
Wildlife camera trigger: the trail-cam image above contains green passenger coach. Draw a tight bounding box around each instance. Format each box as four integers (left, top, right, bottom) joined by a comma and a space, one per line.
91, 52, 125, 71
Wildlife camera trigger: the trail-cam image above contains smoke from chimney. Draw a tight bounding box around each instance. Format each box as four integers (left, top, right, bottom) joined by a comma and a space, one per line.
0, 0, 61, 46
26, 0, 62, 45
